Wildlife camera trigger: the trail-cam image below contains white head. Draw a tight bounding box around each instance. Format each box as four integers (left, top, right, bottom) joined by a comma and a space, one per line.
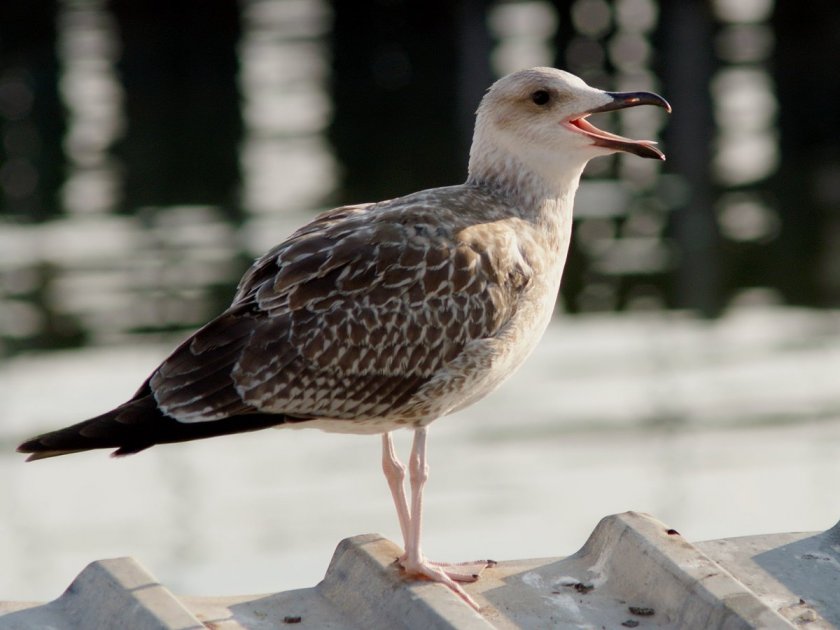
468, 67, 670, 200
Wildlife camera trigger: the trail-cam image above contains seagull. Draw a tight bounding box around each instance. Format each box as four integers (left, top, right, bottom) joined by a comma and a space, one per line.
18, 67, 669, 610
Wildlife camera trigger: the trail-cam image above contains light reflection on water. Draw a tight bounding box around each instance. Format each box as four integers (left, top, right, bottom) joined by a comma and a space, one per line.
0, 0, 336, 355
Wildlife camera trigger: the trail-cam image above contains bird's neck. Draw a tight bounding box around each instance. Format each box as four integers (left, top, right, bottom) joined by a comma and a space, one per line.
466, 140, 586, 231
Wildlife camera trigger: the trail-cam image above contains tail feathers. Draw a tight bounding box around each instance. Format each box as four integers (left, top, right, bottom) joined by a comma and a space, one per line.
17, 394, 288, 461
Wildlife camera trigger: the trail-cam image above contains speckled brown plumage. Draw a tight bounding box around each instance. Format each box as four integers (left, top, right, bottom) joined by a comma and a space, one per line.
154, 185, 543, 428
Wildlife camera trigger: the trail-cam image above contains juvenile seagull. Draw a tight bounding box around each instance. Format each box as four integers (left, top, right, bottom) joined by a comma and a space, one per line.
18, 67, 669, 609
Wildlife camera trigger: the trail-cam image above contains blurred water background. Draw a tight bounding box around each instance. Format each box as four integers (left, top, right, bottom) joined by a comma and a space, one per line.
2, 0, 840, 602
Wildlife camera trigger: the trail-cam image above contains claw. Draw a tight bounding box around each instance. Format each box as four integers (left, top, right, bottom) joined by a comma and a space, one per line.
399, 556, 484, 610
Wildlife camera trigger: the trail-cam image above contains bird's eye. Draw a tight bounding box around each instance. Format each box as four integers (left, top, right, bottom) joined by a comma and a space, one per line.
531, 90, 551, 106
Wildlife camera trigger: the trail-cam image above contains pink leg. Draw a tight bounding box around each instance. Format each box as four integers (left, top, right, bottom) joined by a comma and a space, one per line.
380, 432, 411, 545
397, 428, 482, 611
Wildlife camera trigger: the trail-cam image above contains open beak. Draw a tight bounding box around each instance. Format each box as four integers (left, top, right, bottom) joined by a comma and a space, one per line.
565, 91, 672, 160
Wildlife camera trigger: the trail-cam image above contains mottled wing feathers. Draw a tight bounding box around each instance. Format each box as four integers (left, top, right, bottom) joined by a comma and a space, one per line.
150, 194, 526, 425
232, 203, 372, 306
150, 307, 261, 422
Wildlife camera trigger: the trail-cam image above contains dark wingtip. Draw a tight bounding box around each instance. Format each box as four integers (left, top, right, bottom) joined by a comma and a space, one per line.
18, 431, 92, 461
17, 440, 40, 458
19, 447, 85, 462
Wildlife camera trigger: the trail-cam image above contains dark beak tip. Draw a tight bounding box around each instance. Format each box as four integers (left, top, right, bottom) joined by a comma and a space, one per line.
634, 92, 671, 113
648, 149, 667, 161
591, 91, 672, 115
636, 143, 666, 161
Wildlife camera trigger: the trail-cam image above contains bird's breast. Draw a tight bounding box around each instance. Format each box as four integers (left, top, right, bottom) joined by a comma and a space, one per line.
404, 224, 568, 421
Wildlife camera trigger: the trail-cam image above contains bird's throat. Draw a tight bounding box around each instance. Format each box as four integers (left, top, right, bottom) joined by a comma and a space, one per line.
467, 141, 585, 221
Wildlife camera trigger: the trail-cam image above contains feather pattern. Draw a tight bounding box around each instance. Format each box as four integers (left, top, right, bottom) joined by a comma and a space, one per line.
150, 185, 546, 430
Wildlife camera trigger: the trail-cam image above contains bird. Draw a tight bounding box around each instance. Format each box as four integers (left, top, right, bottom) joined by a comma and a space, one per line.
18, 67, 669, 610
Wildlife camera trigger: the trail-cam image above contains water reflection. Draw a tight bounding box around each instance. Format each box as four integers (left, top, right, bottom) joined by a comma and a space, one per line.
2, 0, 839, 355
58, 0, 123, 218
1, 0, 335, 355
